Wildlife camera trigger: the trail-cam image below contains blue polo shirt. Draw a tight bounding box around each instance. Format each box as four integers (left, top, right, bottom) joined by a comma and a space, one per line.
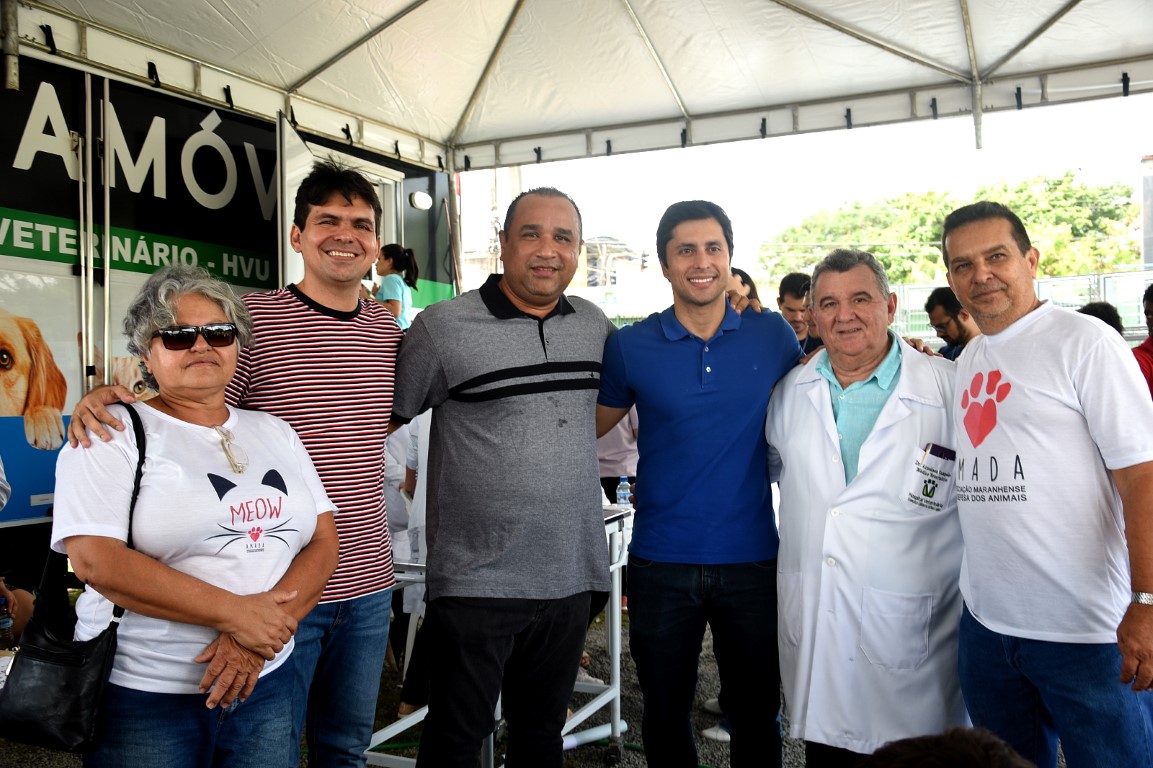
599, 303, 802, 563
815, 330, 902, 484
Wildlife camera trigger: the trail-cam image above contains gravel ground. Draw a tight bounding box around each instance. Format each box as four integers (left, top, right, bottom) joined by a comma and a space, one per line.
0, 611, 802, 768
365, 610, 802, 768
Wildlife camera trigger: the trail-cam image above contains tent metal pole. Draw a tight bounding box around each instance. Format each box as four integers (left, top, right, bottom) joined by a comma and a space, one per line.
958, 0, 983, 149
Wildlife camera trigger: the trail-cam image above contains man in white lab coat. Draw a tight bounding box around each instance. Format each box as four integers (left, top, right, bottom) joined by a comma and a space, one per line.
766, 249, 969, 767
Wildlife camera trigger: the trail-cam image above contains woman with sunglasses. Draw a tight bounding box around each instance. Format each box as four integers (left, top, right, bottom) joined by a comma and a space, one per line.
51, 265, 339, 768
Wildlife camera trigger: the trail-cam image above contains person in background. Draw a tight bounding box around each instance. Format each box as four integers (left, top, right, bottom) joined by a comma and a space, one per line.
728, 267, 762, 307
778, 273, 823, 354
1135, 284, 1153, 398
368, 243, 419, 329
768, 249, 967, 766
396, 412, 432, 718
598, 200, 801, 767
1078, 301, 1125, 336
598, 405, 638, 504
384, 422, 413, 674
69, 159, 405, 768
54, 264, 339, 766
924, 286, 981, 360
942, 201, 1153, 768
596, 403, 638, 626
0, 576, 33, 641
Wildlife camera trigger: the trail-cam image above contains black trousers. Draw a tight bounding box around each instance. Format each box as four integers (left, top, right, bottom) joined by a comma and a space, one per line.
416, 591, 592, 768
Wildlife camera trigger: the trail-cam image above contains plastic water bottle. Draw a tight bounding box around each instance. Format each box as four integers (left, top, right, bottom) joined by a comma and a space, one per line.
615, 476, 632, 509
0, 597, 14, 650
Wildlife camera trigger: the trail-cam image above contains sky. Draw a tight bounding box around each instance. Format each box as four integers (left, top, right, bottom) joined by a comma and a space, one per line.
457, 92, 1153, 270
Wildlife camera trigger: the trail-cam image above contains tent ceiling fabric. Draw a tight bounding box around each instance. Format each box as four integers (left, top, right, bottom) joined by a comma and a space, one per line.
20, 0, 1153, 170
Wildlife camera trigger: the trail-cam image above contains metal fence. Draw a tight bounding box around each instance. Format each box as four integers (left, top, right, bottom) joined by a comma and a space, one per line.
896, 269, 1153, 347
602, 269, 1153, 348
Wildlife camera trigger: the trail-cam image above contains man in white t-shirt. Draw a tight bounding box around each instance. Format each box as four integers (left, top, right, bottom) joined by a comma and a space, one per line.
942, 201, 1153, 768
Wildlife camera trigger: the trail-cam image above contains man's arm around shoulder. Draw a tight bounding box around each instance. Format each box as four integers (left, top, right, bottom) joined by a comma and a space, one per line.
67, 385, 137, 448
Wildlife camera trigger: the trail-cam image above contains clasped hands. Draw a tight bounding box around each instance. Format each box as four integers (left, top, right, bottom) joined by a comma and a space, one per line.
195, 589, 298, 709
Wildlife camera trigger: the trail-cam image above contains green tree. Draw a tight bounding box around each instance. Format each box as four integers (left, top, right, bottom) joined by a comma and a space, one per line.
974, 174, 1139, 276
759, 173, 1139, 283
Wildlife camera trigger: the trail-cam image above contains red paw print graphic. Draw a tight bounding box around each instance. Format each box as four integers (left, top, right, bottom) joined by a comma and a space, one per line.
961, 371, 1011, 447
249, 527, 262, 541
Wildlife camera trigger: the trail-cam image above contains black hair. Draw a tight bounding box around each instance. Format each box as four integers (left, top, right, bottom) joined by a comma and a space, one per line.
381, 243, 420, 290
1078, 301, 1125, 336
941, 201, 1031, 267
655, 200, 734, 267
502, 187, 583, 239
293, 158, 382, 233
925, 286, 963, 316
730, 267, 760, 302
778, 272, 812, 300
856, 727, 1035, 768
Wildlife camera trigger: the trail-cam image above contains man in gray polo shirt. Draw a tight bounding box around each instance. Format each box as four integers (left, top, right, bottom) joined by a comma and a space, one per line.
391, 187, 613, 767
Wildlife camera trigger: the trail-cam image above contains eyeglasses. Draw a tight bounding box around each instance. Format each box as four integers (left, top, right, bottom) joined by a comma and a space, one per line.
213, 425, 249, 474
152, 323, 238, 351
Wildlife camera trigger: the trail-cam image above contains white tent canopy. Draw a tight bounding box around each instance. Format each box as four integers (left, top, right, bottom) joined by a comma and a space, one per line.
12, 0, 1153, 171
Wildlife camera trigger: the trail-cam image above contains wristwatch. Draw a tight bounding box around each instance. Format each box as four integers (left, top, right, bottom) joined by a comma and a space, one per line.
1132, 591, 1153, 606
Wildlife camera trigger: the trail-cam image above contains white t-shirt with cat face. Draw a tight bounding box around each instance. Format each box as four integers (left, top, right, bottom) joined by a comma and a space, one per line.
52, 404, 332, 693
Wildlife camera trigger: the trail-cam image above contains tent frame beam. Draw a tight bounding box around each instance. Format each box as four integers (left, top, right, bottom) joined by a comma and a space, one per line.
770, 0, 968, 82
16, 0, 1153, 171
286, 0, 431, 94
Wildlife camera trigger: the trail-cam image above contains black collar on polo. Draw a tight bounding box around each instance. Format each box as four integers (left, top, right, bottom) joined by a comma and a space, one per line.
479, 273, 576, 320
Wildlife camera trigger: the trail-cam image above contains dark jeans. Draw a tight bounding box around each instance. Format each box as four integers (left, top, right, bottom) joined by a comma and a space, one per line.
86, 663, 294, 768
959, 605, 1153, 768
628, 557, 781, 768
416, 592, 592, 768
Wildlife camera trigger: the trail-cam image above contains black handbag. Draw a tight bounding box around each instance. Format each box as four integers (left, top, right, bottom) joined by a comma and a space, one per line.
0, 404, 146, 752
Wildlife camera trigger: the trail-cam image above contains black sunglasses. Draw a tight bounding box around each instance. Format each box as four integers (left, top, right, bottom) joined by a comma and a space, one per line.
152, 323, 238, 350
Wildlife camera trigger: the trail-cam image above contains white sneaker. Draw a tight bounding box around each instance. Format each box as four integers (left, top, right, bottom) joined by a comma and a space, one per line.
575, 667, 604, 686
701, 722, 731, 743
702, 697, 724, 716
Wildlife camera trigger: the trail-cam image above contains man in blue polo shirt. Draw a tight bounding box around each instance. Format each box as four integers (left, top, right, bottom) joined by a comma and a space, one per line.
596, 200, 801, 767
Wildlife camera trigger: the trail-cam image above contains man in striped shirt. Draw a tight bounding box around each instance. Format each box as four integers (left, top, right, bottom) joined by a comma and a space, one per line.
69, 159, 404, 767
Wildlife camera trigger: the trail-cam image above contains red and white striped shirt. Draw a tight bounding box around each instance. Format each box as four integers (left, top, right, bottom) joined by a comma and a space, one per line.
227, 286, 403, 602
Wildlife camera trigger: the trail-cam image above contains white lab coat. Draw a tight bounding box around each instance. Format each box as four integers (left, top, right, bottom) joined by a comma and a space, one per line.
766, 343, 969, 754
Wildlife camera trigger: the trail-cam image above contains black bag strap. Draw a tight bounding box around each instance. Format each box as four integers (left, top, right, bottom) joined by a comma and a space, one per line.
121, 403, 147, 551
111, 403, 147, 621
32, 403, 148, 635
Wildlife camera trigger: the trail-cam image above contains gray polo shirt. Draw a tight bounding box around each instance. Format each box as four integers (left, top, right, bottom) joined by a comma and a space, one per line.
393, 274, 614, 600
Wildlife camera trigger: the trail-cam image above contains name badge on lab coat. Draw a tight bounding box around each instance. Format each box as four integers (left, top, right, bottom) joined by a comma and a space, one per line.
905, 443, 955, 513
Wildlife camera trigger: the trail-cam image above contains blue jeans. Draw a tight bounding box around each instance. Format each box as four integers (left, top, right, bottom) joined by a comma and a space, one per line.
85, 659, 294, 768
628, 557, 781, 768
290, 589, 392, 768
959, 605, 1153, 768
416, 592, 591, 768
